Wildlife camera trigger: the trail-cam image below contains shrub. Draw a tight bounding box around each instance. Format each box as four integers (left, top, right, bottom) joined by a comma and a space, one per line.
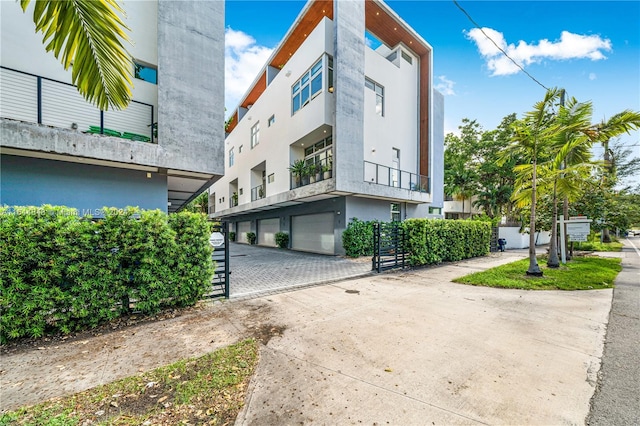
246, 232, 257, 245
275, 232, 289, 249
229, 231, 236, 242
0, 206, 214, 343
342, 218, 375, 257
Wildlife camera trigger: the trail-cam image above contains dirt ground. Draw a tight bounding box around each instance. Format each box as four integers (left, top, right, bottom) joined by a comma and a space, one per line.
0, 298, 283, 413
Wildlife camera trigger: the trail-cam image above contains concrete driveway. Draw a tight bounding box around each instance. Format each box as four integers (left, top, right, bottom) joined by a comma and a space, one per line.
236, 252, 612, 425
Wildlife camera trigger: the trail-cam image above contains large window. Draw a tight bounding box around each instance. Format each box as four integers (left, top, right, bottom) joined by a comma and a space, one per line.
229, 147, 234, 167
292, 58, 323, 115
304, 136, 333, 166
365, 77, 384, 116
250, 122, 260, 148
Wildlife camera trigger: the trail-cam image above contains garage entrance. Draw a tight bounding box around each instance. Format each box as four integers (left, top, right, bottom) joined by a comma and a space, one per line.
257, 218, 279, 247
291, 212, 335, 255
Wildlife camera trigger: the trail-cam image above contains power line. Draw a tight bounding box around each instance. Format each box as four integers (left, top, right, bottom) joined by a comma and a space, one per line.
453, 0, 549, 91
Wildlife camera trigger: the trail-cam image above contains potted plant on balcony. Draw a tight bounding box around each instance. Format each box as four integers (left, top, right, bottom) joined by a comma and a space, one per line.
307, 163, 318, 183
258, 186, 265, 198
231, 192, 238, 206
322, 161, 332, 180
289, 159, 306, 188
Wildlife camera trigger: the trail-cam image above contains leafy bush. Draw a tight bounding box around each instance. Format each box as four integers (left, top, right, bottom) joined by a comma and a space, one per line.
275, 232, 289, 249
229, 231, 236, 242
246, 232, 256, 245
402, 219, 491, 266
0, 206, 214, 343
342, 218, 375, 257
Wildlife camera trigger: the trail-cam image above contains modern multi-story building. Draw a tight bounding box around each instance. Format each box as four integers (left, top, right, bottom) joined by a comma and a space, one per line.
209, 0, 444, 255
1, 1, 224, 214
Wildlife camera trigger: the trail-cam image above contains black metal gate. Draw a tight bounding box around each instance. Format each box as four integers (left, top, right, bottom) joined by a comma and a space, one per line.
372, 222, 407, 272
206, 221, 230, 298
490, 226, 499, 252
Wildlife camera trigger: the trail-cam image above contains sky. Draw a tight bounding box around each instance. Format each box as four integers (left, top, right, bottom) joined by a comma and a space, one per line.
224, 1, 640, 166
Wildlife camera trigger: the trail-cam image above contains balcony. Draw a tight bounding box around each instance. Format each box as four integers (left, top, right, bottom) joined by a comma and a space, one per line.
0, 66, 155, 143
251, 184, 266, 201
364, 161, 430, 193
289, 157, 333, 190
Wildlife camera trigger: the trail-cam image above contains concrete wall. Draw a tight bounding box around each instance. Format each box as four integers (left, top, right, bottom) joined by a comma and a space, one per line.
498, 226, 551, 249
0, 155, 167, 214
431, 90, 445, 208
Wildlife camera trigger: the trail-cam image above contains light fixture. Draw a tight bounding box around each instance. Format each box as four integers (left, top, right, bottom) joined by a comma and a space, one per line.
372, 148, 376, 153
167, 201, 172, 206
146, 172, 152, 178
71, 122, 78, 130
376, 12, 379, 15
285, 70, 292, 77
328, 86, 334, 93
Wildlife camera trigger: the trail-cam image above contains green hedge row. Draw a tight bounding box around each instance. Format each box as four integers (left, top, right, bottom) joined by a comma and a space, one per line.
342, 218, 491, 265
0, 206, 214, 343
402, 219, 491, 265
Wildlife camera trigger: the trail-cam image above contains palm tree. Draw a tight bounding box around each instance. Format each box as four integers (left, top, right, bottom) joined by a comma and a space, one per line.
587, 111, 640, 241
501, 88, 561, 276
20, 0, 133, 111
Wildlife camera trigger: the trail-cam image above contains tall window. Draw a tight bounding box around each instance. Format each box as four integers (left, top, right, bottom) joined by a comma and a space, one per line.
292, 58, 323, 115
250, 122, 260, 148
365, 77, 384, 116
304, 136, 333, 167
229, 147, 234, 167
390, 203, 400, 222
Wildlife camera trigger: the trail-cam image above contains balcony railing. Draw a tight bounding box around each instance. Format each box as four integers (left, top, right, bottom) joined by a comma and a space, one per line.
364, 161, 430, 193
0, 66, 155, 143
251, 184, 266, 201
290, 157, 333, 190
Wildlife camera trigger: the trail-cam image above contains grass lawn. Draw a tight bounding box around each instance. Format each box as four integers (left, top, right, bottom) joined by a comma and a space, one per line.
0, 339, 259, 426
453, 255, 622, 290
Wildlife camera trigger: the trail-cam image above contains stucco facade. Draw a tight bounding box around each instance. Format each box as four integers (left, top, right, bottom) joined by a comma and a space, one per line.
0, 0, 224, 213
210, 0, 444, 255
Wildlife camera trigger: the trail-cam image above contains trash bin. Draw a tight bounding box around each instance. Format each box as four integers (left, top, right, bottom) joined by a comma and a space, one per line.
497, 238, 507, 252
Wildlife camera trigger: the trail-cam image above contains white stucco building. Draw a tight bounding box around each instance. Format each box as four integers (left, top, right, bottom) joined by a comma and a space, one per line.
1, 1, 225, 213
209, 0, 444, 255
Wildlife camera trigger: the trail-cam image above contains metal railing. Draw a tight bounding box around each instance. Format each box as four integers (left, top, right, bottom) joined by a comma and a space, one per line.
251, 184, 266, 201
363, 161, 430, 193
290, 157, 333, 190
0, 66, 155, 143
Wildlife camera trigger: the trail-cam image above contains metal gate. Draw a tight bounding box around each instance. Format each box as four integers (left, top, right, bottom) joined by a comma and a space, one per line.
206, 221, 229, 298
490, 226, 499, 252
372, 222, 408, 272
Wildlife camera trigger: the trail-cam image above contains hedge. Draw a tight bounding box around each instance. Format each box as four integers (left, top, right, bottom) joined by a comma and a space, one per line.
0, 206, 214, 343
342, 217, 491, 266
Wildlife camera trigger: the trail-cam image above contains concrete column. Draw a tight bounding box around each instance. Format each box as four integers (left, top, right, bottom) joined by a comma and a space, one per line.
333, 0, 365, 192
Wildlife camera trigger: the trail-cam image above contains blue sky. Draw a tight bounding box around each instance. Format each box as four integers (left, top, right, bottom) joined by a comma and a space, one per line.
225, 1, 640, 164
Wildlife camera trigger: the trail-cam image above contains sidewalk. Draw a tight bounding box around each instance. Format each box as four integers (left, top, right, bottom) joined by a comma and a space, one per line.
1, 250, 614, 425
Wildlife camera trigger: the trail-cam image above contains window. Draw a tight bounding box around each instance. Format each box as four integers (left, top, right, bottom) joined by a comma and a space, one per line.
391, 148, 400, 187
268, 115, 275, 127
292, 58, 323, 115
328, 56, 333, 92
239, 188, 243, 195
365, 77, 384, 116
303, 136, 333, 167
268, 173, 275, 183
391, 203, 400, 222
229, 147, 234, 167
250, 122, 260, 148
238, 145, 243, 154
401, 50, 413, 64
429, 207, 441, 215
134, 62, 157, 84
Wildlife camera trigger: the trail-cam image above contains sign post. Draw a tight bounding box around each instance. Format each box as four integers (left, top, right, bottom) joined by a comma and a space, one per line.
560, 216, 591, 264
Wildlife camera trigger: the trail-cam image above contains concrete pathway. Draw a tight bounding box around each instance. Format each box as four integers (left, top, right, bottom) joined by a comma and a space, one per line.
228, 243, 372, 299
587, 237, 640, 425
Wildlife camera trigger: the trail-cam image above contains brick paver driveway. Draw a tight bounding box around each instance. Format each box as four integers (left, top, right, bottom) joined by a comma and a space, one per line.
227, 243, 372, 298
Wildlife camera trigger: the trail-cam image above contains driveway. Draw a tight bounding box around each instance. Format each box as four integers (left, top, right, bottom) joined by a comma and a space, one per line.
228, 243, 372, 298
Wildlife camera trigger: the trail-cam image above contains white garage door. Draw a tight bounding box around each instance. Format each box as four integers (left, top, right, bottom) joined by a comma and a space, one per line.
236, 221, 251, 244
258, 218, 279, 247
292, 212, 335, 255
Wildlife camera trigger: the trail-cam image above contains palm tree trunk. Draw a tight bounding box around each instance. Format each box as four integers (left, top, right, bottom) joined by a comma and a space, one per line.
527, 159, 543, 276
547, 180, 560, 268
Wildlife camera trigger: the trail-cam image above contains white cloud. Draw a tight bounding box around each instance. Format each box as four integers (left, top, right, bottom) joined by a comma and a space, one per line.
465, 28, 612, 76
225, 27, 274, 115
589, 72, 597, 80
435, 75, 456, 96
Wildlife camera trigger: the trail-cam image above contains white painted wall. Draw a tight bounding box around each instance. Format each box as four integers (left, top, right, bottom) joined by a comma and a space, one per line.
363, 45, 419, 174
499, 227, 551, 249
214, 17, 334, 207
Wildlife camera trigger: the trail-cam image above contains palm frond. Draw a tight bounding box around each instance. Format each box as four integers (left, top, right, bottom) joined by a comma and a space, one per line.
21, 0, 133, 111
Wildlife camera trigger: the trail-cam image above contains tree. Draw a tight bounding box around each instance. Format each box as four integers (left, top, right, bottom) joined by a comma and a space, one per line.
501, 88, 562, 276
184, 192, 209, 214
444, 119, 482, 218
21, 0, 133, 111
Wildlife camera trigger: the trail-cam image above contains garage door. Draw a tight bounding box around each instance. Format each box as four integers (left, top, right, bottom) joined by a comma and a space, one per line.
236, 221, 251, 244
292, 212, 335, 254
258, 218, 279, 247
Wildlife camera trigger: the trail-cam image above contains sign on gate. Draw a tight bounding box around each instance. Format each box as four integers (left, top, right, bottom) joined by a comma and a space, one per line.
209, 232, 225, 247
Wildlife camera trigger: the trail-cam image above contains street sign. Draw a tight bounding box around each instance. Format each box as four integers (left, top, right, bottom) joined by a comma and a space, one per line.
209, 231, 224, 247
566, 219, 591, 242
